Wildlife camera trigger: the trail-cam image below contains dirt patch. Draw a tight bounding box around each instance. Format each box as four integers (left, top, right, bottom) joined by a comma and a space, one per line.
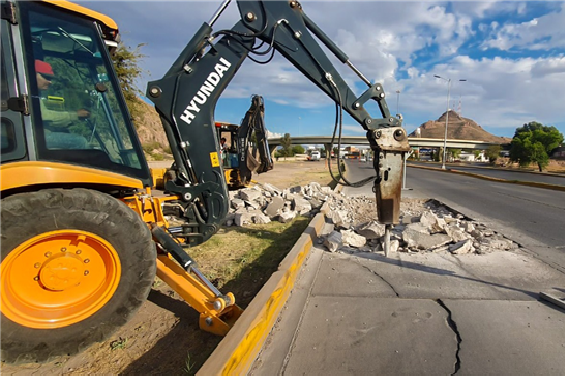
1, 159, 333, 375
496, 158, 565, 173
253, 158, 335, 189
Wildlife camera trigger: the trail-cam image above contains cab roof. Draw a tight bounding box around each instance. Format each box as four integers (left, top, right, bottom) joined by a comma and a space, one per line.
41, 0, 118, 33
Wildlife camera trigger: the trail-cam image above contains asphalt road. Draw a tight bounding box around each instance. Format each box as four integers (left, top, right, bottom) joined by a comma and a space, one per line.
341, 160, 565, 271
409, 161, 565, 186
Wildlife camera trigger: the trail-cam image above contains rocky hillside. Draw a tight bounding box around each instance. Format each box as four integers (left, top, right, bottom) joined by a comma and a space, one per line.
410, 110, 511, 143
129, 97, 170, 160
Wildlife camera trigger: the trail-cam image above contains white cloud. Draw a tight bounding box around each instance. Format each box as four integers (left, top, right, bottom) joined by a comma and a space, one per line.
397, 55, 565, 132
531, 57, 565, 77
482, 3, 565, 51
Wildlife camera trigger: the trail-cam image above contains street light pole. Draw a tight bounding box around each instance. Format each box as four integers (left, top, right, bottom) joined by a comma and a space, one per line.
395, 90, 400, 115
434, 75, 466, 170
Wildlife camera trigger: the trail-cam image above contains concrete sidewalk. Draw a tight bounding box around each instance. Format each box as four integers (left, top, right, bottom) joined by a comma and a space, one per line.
250, 244, 565, 375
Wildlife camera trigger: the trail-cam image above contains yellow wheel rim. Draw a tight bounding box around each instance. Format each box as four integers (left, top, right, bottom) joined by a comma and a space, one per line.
1, 230, 121, 329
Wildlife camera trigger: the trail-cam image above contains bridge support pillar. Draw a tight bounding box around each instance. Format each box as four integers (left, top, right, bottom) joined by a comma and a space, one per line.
269, 145, 278, 160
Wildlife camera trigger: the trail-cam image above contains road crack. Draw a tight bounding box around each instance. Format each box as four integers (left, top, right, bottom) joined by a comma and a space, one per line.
357, 261, 400, 297
436, 299, 461, 375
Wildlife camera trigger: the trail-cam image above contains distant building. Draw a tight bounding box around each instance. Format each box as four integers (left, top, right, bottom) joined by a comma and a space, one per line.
459, 151, 487, 162
551, 146, 565, 159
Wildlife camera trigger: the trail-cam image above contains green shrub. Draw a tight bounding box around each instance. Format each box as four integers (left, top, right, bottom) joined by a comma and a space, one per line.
142, 141, 161, 153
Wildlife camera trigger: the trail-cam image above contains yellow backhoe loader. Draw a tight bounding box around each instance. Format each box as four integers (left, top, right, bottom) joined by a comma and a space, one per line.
0, 0, 242, 363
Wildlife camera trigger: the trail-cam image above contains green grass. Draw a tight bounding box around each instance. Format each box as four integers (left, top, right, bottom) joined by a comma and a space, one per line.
186, 217, 310, 308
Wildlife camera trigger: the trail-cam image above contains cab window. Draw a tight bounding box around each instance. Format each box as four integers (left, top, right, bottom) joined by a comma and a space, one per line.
18, 2, 148, 180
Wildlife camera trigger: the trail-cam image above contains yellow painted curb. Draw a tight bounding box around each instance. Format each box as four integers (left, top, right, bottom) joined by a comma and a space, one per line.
198, 205, 330, 375
408, 165, 565, 192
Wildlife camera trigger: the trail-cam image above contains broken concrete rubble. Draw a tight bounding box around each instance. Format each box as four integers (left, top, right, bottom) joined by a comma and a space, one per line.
316, 197, 520, 256
165, 181, 520, 257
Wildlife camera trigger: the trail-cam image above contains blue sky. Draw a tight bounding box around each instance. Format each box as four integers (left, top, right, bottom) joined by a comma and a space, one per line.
78, 1, 565, 140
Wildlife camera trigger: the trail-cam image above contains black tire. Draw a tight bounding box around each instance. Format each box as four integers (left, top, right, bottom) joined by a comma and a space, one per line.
1, 188, 156, 363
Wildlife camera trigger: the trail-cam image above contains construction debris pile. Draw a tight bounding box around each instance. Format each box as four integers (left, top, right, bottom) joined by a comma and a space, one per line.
323, 198, 520, 255
224, 182, 331, 226
223, 182, 519, 256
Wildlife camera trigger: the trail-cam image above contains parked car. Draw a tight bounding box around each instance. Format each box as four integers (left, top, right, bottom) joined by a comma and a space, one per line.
307, 150, 321, 161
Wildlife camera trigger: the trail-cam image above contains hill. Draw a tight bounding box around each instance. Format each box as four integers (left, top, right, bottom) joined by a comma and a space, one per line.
129, 97, 170, 160
409, 110, 511, 143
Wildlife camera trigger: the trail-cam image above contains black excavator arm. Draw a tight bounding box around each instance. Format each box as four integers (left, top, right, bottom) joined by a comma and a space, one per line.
237, 94, 273, 184
146, 0, 410, 247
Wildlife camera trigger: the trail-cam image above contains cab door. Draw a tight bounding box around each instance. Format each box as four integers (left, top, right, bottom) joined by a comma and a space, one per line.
1, 8, 29, 163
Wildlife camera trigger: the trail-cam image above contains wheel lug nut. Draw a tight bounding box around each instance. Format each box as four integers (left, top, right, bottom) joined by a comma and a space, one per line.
61, 247, 67, 252
84, 259, 90, 263
84, 270, 89, 276
76, 250, 82, 254
44, 252, 52, 258
34, 276, 39, 281
34, 262, 41, 268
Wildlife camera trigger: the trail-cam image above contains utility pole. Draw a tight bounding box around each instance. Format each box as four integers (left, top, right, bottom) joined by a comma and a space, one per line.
396, 90, 400, 115
434, 75, 466, 169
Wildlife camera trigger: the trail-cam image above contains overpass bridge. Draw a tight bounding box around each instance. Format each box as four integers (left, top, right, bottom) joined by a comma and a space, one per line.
267, 136, 506, 151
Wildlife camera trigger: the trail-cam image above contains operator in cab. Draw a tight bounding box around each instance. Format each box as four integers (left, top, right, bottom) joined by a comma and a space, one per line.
35, 59, 91, 148
36, 60, 91, 124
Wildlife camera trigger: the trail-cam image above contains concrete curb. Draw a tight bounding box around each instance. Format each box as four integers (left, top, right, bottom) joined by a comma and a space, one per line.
408, 165, 565, 192
197, 204, 330, 375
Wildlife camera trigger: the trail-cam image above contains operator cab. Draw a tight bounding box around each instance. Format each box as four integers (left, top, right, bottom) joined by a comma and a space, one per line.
215, 121, 239, 169
1, 1, 150, 185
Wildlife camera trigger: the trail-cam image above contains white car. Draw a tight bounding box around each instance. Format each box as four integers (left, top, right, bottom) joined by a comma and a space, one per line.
308, 151, 321, 161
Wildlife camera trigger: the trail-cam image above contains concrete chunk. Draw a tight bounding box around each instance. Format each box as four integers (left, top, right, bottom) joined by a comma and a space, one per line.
419, 210, 446, 232
253, 214, 271, 224
231, 198, 245, 210
356, 221, 386, 239
324, 231, 342, 252
277, 211, 296, 223
244, 200, 261, 210
262, 183, 282, 196
293, 197, 312, 215
265, 196, 284, 218
239, 188, 262, 201
445, 225, 471, 242
403, 229, 451, 250
341, 229, 367, 248
235, 211, 255, 227
449, 239, 474, 254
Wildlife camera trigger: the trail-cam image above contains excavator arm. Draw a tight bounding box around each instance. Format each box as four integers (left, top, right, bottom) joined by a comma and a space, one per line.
146, 0, 410, 247
237, 94, 274, 184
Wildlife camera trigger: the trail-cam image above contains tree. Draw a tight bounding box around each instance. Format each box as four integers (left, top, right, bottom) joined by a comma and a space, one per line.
280, 133, 292, 160
434, 148, 441, 162
111, 41, 147, 121
509, 122, 563, 171
486, 145, 501, 164
292, 145, 305, 155
449, 148, 462, 160
333, 147, 339, 158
